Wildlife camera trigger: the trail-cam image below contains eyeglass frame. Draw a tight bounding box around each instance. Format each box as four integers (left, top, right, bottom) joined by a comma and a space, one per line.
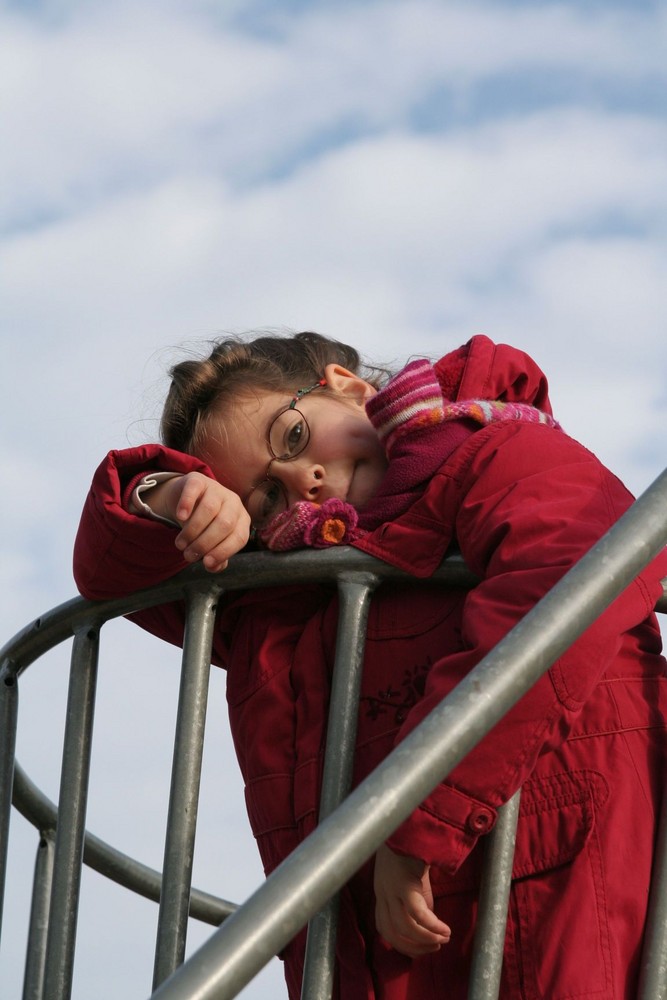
245, 378, 327, 528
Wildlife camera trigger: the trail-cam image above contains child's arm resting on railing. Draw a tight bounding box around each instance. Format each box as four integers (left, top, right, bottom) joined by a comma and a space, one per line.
134, 471, 250, 574
73, 444, 249, 600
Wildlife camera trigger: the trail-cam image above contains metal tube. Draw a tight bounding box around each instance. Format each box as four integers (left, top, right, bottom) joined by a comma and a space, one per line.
43, 627, 99, 1000
150, 467, 667, 1000
152, 587, 220, 990
301, 573, 379, 1000
0, 555, 480, 950
468, 792, 521, 1000
11, 762, 236, 927
638, 784, 667, 1000
0, 661, 18, 945
23, 833, 56, 1000
0, 554, 479, 683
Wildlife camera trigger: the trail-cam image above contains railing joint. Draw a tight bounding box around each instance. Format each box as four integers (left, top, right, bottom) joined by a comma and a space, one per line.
336, 569, 381, 587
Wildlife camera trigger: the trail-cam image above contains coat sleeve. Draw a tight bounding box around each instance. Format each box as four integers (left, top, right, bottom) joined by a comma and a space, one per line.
73, 444, 215, 600
72, 445, 222, 651
385, 421, 667, 873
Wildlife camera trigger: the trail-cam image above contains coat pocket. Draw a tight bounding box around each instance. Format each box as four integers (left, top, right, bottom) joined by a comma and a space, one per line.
507, 769, 612, 999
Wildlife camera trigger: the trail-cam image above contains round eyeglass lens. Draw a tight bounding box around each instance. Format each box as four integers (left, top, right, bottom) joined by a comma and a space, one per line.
268, 407, 310, 460
247, 479, 288, 528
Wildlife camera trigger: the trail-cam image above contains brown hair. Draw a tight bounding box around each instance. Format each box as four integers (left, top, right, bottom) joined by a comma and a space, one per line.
161, 330, 390, 455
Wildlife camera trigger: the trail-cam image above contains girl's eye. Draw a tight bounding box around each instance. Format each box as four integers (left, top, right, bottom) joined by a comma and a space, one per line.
269, 408, 309, 460
261, 482, 284, 517
247, 480, 287, 527
284, 417, 305, 456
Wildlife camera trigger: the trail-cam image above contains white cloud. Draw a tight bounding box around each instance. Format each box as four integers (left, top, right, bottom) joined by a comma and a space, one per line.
2, 0, 665, 223
1, 7, 277, 222
5, 106, 664, 334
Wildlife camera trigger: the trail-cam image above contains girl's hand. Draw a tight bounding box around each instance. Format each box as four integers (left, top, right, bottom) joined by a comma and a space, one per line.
148, 473, 251, 572
374, 844, 451, 957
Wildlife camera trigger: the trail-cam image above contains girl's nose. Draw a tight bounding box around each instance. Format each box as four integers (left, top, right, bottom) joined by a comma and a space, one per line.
279, 461, 324, 503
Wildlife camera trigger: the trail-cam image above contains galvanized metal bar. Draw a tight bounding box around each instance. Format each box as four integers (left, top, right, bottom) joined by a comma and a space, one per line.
0, 660, 18, 946
0, 554, 478, 683
2, 553, 663, 687
43, 626, 99, 1000
23, 832, 56, 1000
301, 572, 379, 1000
638, 782, 667, 1000
11, 761, 236, 927
152, 586, 220, 990
150, 467, 667, 1000
468, 791, 521, 1000
0, 554, 475, 959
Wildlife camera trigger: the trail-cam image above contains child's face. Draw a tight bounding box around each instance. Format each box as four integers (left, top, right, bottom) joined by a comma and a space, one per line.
200, 364, 388, 525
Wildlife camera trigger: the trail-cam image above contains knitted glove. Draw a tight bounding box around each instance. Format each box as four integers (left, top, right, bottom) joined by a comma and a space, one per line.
259, 497, 365, 552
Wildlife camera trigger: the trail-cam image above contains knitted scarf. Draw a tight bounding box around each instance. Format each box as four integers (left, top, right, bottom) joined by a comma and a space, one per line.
259, 358, 560, 551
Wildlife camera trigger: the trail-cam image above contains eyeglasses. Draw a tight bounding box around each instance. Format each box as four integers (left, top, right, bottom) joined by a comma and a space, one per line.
246, 380, 326, 528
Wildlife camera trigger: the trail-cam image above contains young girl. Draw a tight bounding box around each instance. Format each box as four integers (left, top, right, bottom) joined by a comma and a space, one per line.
74, 330, 667, 999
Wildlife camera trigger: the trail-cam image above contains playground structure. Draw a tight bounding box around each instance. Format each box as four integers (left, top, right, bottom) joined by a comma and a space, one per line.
2, 468, 667, 1000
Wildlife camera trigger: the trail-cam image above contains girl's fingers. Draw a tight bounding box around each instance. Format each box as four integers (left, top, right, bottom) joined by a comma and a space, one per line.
176, 493, 226, 543
374, 845, 451, 957
177, 503, 250, 564
382, 922, 449, 956
181, 522, 248, 562
376, 902, 448, 956
173, 474, 246, 531
175, 490, 250, 556
406, 897, 451, 939
201, 556, 229, 573
173, 475, 208, 523
390, 899, 450, 948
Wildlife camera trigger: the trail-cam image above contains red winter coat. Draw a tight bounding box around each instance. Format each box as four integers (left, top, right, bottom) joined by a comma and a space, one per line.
74, 336, 667, 1000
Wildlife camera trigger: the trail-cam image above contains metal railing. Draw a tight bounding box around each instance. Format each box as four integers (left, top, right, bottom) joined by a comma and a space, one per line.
1, 466, 667, 1000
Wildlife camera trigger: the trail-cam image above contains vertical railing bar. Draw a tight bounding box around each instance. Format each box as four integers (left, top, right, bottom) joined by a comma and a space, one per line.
152, 586, 220, 991
300, 572, 379, 1000
0, 660, 19, 946
42, 626, 99, 1000
638, 782, 667, 1000
468, 791, 521, 1000
23, 832, 56, 1000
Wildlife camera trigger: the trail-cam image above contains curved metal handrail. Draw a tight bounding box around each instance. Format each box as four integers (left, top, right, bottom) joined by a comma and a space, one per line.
11, 762, 236, 927
2, 512, 666, 999
0, 549, 478, 931
0, 548, 478, 681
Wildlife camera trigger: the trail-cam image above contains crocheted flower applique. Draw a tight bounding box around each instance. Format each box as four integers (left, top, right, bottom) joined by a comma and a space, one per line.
259, 497, 365, 552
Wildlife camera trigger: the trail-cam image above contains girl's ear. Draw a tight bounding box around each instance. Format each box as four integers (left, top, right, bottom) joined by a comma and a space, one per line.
323, 363, 377, 403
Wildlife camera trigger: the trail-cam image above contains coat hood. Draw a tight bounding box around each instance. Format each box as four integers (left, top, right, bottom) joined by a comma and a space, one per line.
435, 334, 554, 416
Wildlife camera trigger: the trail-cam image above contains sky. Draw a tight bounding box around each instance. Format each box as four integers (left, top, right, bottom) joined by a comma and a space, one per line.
1, 0, 666, 997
